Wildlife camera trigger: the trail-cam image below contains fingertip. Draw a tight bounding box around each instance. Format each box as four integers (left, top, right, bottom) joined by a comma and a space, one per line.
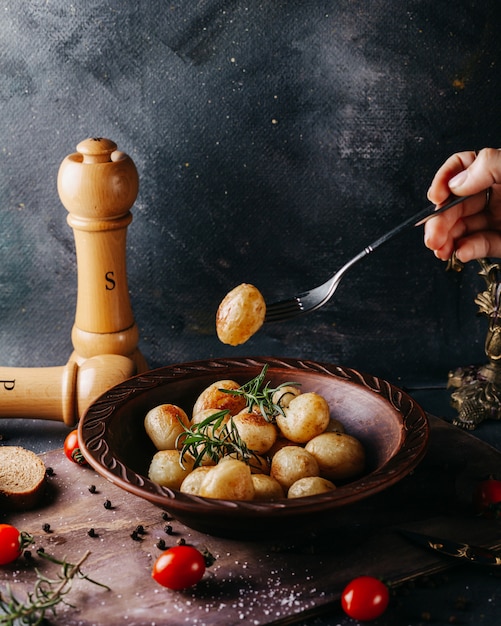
434, 242, 455, 261
453, 245, 473, 265
448, 170, 467, 190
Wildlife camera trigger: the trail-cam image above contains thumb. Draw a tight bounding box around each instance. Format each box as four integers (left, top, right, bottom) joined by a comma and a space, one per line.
449, 148, 501, 195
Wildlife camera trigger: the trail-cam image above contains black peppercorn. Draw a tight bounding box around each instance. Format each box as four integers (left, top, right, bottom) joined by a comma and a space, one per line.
42, 523, 51, 533
103, 499, 112, 509
156, 538, 166, 550
87, 528, 98, 538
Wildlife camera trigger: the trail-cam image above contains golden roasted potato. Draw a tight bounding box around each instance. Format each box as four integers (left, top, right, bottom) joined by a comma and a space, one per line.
276, 392, 330, 443
252, 474, 285, 500
271, 385, 301, 408
148, 450, 194, 489
144, 404, 190, 450
287, 476, 336, 498
216, 283, 266, 346
324, 417, 345, 433
191, 408, 231, 434
270, 446, 319, 490
220, 453, 270, 474
180, 466, 212, 495
305, 432, 365, 481
192, 379, 246, 417
232, 410, 278, 454
199, 459, 255, 500
267, 435, 297, 457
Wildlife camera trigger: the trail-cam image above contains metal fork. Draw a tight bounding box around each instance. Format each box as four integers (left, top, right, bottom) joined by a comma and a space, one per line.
264, 195, 470, 322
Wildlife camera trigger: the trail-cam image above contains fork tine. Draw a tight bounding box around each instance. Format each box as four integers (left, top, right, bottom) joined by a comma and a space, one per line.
264, 298, 303, 322
265, 310, 300, 322
266, 299, 301, 313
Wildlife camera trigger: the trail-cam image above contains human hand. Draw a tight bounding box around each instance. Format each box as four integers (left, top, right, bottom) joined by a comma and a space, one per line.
424, 148, 501, 263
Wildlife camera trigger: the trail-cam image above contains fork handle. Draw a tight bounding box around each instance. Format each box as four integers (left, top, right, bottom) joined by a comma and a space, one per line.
365, 195, 471, 254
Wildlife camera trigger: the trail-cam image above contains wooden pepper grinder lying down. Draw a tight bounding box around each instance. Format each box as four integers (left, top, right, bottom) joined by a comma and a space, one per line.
58, 137, 148, 372
0, 354, 135, 425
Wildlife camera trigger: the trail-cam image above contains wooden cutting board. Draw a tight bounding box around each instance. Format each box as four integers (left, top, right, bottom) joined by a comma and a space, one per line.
2, 415, 501, 626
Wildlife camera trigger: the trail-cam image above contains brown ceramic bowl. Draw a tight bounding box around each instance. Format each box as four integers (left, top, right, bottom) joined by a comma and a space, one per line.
79, 357, 429, 539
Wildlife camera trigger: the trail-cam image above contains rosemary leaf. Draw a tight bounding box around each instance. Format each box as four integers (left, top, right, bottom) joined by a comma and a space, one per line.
177, 410, 258, 469
220, 364, 300, 422
0, 550, 109, 626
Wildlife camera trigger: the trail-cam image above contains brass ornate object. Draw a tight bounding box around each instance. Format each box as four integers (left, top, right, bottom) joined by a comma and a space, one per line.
447, 257, 501, 429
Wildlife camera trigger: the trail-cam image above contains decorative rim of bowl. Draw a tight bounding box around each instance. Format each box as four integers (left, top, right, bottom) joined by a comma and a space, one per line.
79, 356, 429, 517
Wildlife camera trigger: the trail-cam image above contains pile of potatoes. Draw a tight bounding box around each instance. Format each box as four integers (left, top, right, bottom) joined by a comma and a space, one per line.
145, 378, 366, 501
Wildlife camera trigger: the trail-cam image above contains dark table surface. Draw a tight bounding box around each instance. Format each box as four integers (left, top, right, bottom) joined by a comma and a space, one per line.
1, 385, 500, 626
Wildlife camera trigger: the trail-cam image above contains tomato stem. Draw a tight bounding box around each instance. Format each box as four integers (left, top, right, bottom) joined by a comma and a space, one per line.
19, 531, 34, 553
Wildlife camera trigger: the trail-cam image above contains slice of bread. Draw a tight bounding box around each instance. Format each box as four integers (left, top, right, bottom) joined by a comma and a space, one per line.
0, 446, 47, 511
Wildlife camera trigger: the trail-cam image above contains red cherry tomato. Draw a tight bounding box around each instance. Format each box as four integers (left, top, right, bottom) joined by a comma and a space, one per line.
152, 545, 206, 590
0, 524, 27, 565
473, 478, 501, 518
64, 429, 87, 465
341, 576, 390, 621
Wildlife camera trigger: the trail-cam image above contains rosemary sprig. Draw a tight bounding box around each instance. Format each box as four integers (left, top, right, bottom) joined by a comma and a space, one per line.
176, 410, 258, 469
176, 367, 300, 470
220, 364, 300, 422
0, 549, 110, 625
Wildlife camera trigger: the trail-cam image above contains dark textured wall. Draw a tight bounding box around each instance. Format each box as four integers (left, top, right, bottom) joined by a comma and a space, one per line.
1, 1, 500, 387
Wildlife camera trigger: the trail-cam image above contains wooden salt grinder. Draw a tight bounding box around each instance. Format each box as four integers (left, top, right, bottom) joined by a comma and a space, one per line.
57, 138, 148, 372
